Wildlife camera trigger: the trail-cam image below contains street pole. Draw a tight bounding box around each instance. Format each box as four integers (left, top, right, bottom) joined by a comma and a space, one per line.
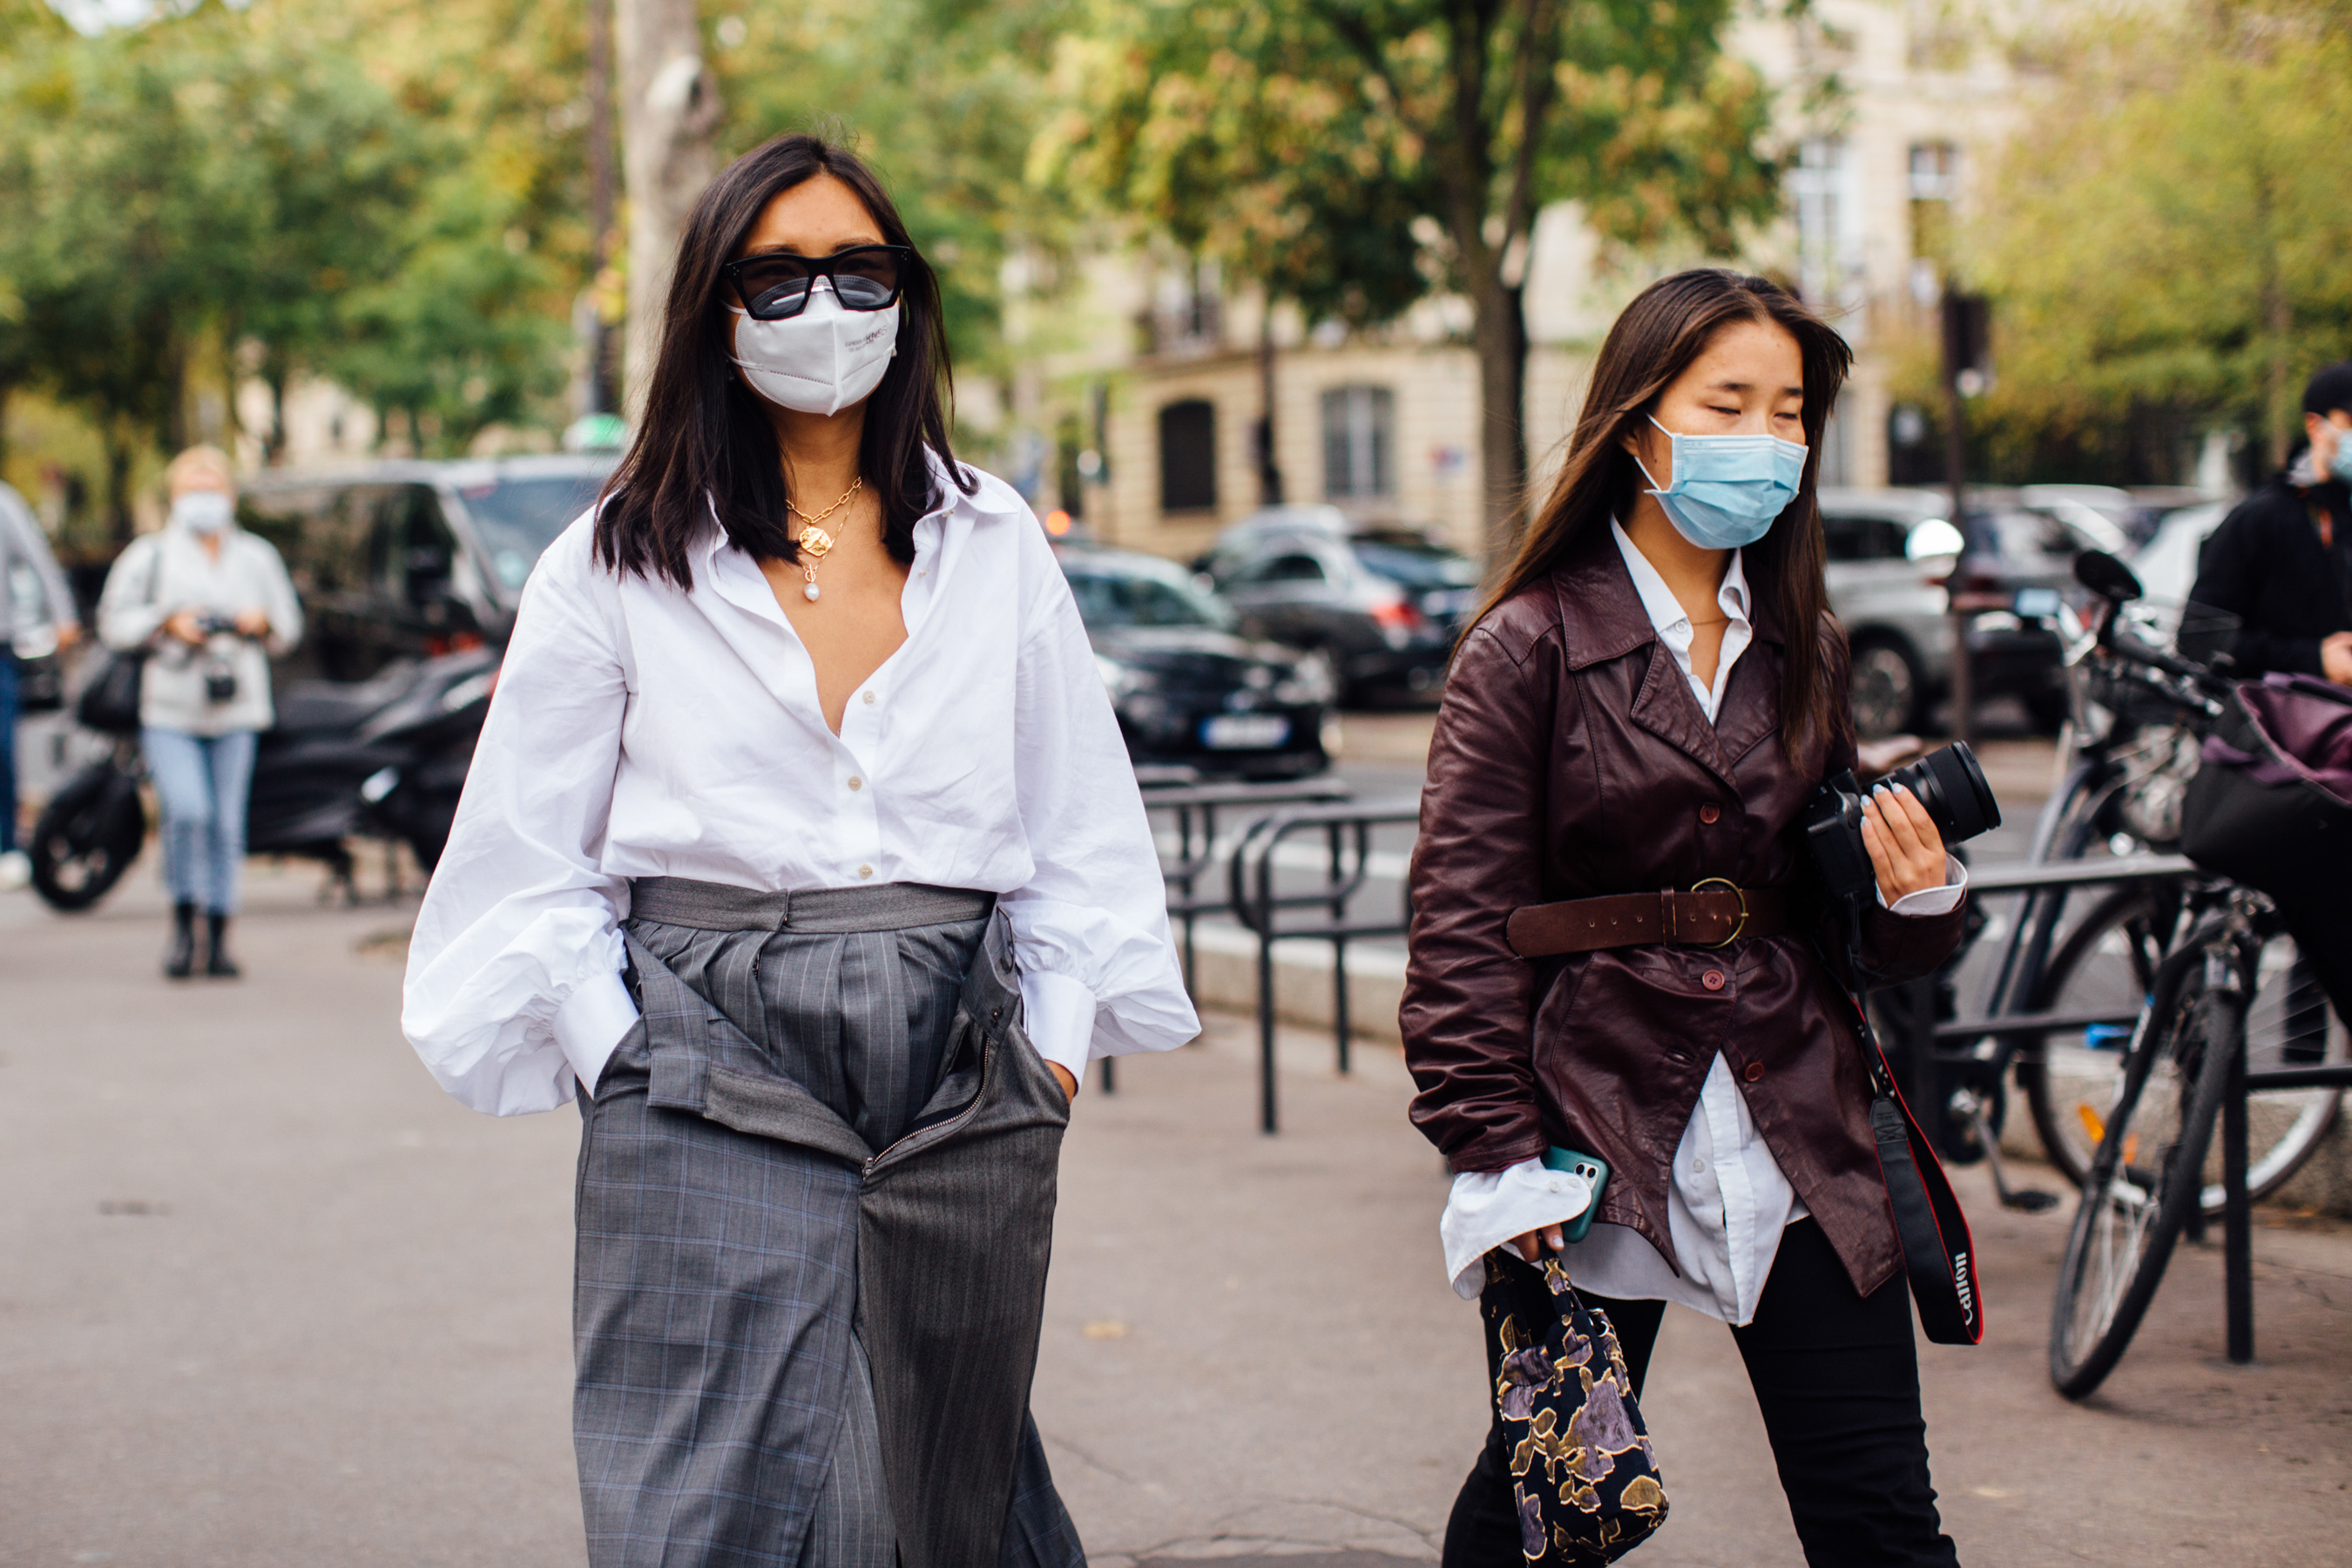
1256, 305, 1284, 505
616, 0, 721, 420
585, 0, 618, 415
1941, 289, 1975, 749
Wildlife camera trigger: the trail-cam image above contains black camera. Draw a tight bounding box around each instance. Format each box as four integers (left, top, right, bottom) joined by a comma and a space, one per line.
1801, 742, 2000, 908
204, 662, 239, 705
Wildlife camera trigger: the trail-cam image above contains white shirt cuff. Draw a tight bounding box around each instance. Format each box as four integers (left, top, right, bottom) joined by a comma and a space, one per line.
1439, 1157, 1597, 1300
552, 968, 639, 1096
1019, 968, 1097, 1086
1882, 854, 1969, 918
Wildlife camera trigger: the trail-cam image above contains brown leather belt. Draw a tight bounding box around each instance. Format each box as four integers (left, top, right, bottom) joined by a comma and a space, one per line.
1505, 881, 1794, 958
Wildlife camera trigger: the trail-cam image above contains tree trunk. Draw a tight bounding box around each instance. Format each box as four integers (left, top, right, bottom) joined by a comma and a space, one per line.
104, 422, 134, 546
1470, 274, 1529, 564
616, 0, 721, 420
1256, 306, 1283, 504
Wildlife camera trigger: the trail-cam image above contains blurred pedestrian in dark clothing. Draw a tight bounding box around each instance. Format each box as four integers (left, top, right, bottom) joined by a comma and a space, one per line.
0, 481, 83, 893
2189, 361, 2352, 684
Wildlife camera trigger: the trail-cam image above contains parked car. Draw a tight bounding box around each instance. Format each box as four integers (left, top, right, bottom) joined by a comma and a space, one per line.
1193, 505, 1479, 704
1056, 540, 1335, 781
240, 455, 617, 679
1817, 487, 2072, 737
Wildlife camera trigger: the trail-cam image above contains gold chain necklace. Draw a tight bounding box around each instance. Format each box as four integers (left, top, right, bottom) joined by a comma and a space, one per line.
786, 476, 862, 602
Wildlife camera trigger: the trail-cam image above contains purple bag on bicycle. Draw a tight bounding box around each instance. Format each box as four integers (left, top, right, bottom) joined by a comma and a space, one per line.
2183, 673, 2352, 907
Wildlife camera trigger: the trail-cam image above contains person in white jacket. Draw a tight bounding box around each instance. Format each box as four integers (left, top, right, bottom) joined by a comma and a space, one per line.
96, 446, 301, 977
401, 133, 1195, 1568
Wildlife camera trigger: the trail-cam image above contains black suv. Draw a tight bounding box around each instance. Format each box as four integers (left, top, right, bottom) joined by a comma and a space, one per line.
1194, 507, 1480, 703
240, 456, 616, 679
1058, 541, 1335, 781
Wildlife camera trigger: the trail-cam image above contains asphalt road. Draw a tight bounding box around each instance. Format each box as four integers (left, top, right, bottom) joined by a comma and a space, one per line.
4, 853, 2350, 1566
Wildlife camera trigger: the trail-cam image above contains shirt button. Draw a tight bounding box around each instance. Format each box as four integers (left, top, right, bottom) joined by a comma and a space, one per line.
1699, 802, 1721, 824
1702, 970, 1726, 991
862, 691, 875, 705
856, 864, 873, 879
1692, 1157, 1707, 1173
1744, 1061, 1765, 1083
847, 776, 862, 791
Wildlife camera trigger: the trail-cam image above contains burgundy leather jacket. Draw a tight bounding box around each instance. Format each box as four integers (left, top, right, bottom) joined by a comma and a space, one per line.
1400, 534, 1967, 1296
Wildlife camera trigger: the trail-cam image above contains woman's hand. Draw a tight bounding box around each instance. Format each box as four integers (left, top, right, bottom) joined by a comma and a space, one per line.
1862, 782, 1949, 905
233, 608, 271, 639
165, 611, 207, 646
1050, 1063, 1078, 1102
1509, 1222, 1566, 1260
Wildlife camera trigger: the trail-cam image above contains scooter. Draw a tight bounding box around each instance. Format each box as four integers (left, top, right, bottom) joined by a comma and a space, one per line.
28, 638, 496, 911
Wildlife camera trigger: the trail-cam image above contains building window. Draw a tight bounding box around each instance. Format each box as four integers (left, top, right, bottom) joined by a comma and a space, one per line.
1789, 138, 1861, 316
1158, 399, 1217, 512
1908, 142, 1960, 274
1321, 385, 1395, 501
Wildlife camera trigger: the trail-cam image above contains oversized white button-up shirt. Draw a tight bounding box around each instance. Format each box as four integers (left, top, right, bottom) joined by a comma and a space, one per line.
1436, 523, 1963, 1321
401, 465, 1199, 1116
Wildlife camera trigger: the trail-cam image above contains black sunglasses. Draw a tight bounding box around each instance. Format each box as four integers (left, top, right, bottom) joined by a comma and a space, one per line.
721, 245, 915, 321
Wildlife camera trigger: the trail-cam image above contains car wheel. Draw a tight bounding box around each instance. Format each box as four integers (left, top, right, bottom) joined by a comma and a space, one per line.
1848, 635, 1923, 740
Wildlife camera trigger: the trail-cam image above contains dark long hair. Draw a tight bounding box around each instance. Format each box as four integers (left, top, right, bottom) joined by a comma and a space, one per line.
1473, 269, 1854, 764
594, 133, 972, 586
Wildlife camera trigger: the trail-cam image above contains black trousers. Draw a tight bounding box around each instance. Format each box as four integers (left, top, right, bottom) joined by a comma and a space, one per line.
1442, 1220, 1958, 1567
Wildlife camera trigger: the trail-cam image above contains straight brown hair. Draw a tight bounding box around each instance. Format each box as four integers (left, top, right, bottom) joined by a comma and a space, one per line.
1473, 268, 1854, 764
594, 133, 971, 588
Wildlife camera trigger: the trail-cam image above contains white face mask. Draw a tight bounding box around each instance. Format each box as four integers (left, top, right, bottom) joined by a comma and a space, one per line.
730, 283, 899, 416
172, 490, 233, 534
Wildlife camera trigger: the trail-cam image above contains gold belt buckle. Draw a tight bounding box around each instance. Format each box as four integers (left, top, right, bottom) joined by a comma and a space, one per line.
1690, 876, 1747, 948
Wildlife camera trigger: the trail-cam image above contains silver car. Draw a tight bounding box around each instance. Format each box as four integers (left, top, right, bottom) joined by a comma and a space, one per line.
1818, 488, 1963, 738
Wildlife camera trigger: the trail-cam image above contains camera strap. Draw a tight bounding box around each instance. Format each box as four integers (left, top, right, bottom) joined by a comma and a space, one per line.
1827, 963, 1984, 1347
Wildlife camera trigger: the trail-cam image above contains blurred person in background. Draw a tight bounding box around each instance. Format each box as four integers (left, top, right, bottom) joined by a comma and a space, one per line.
96, 446, 301, 978
2189, 360, 2352, 684
402, 134, 1192, 1568
1403, 271, 1970, 1566
0, 480, 83, 892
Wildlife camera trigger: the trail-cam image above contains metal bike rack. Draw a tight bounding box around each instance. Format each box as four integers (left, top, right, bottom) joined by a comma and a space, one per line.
1228, 801, 1420, 1134
1912, 852, 2352, 1363
1142, 776, 1355, 990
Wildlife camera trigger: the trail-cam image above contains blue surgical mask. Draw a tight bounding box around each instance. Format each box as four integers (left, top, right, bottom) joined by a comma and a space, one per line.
171, 490, 233, 535
1632, 415, 1807, 551
2328, 426, 2352, 488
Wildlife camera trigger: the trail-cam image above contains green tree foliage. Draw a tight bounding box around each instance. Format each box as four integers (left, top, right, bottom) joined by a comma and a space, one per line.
0, 0, 580, 534
1039, 0, 1784, 542
712, 0, 1080, 379
1969, 1, 2352, 472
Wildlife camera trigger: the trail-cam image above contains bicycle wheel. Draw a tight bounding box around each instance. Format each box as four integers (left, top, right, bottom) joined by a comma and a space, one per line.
2020, 887, 2173, 1187
2048, 958, 2237, 1400
2027, 902, 2340, 1206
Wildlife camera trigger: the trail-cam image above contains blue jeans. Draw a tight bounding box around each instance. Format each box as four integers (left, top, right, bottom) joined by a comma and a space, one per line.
0, 655, 18, 855
142, 727, 258, 915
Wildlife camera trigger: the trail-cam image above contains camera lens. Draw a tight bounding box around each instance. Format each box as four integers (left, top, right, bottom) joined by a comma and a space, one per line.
1887, 742, 2000, 845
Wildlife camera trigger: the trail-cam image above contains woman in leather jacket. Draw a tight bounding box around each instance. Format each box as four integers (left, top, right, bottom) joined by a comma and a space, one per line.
1402, 271, 1970, 1566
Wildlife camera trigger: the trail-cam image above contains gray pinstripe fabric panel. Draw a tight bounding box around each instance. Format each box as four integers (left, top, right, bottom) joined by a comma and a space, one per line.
572, 883, 1083, 1568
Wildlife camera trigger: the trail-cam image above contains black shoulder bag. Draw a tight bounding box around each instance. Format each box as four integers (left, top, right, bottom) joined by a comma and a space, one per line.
77, 541, 162, 735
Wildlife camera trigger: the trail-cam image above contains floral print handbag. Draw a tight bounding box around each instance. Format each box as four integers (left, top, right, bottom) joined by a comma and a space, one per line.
1480, 1252, 1669, 1565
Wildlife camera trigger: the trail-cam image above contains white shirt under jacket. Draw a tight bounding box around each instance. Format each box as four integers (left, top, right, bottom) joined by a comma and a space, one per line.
401, 463, 1200, 1116
1436, 522, 1965, 1322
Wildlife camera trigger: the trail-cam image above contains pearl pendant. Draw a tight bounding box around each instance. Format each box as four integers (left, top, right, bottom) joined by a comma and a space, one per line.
803, 582, 821, 602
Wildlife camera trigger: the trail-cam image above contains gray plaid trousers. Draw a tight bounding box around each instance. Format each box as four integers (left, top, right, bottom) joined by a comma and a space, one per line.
572, 881, 1085, 1568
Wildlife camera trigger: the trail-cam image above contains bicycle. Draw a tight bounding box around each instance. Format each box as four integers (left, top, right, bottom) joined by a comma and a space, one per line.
2045, 884, 2341, 1398
1955, 554, 2342, 1205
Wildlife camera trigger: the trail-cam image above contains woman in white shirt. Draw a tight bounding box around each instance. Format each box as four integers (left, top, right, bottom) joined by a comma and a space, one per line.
1402, 271, 1970, 1565
402, 134, 1195, 1568
97, 445, 302, 977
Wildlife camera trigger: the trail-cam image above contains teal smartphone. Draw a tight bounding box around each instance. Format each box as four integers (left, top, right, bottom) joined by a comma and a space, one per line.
1542, 1146, 1611, 1244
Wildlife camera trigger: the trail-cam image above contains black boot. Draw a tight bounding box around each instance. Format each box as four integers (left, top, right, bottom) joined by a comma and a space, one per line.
205, 913, 240, 979
164, 902, 198, 980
